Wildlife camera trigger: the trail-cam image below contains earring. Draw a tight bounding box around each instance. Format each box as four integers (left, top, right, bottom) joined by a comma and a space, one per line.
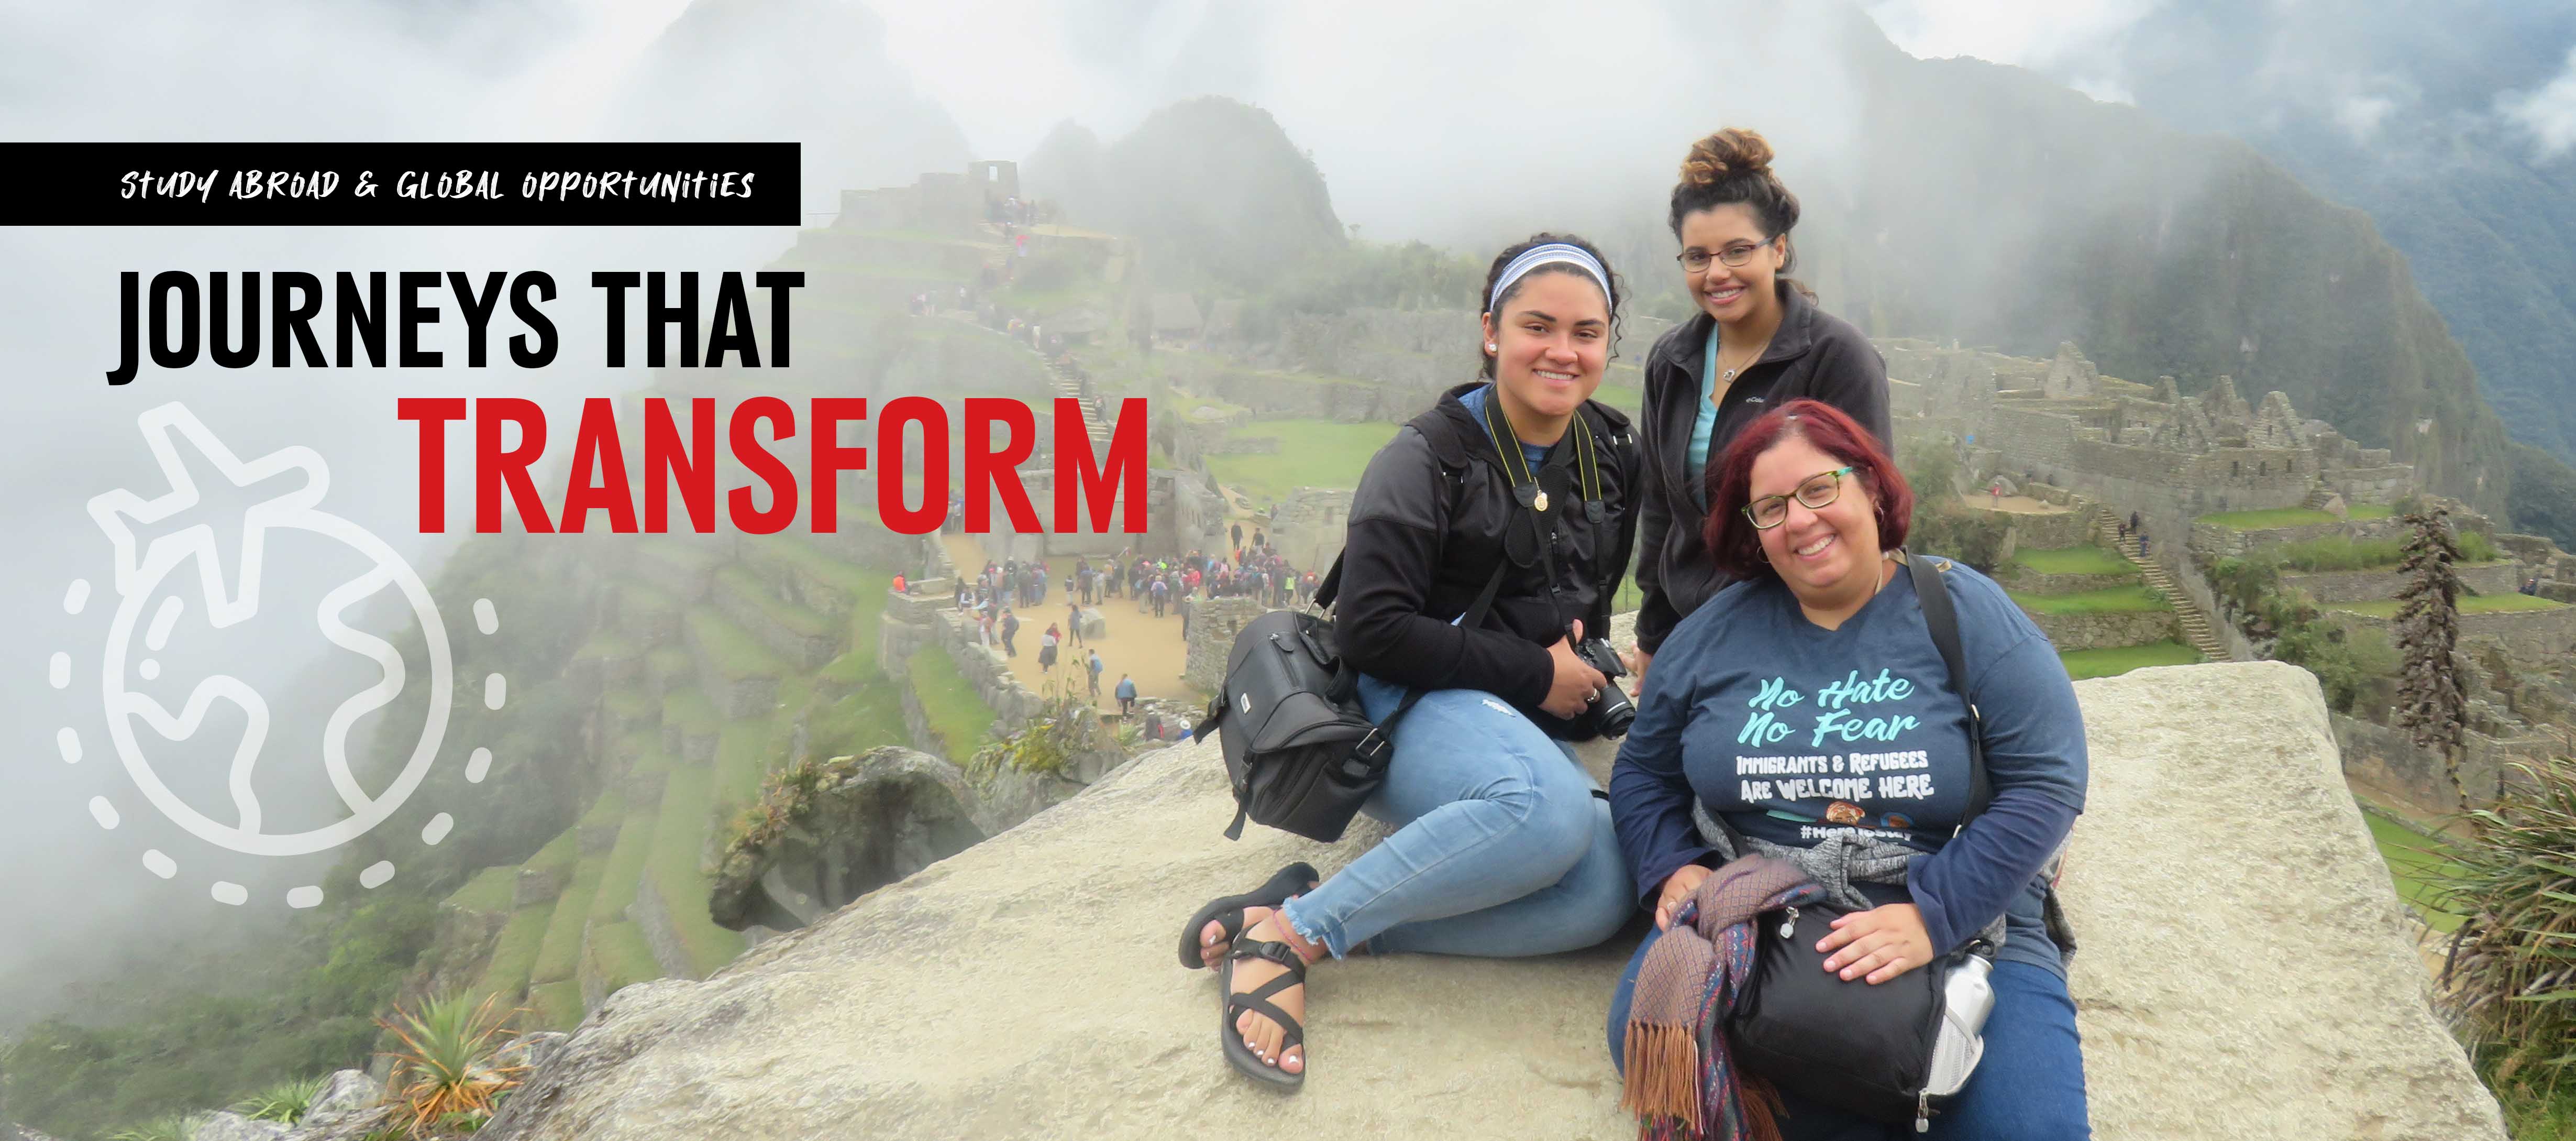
1485, 342, 1496, 352
1755, 547, 1771, 565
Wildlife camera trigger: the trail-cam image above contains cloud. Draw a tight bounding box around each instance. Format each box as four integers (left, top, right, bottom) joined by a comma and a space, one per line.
2333, 92, 2398, 141
1863, 0, 2164, 70
2500, 45, 2576, 159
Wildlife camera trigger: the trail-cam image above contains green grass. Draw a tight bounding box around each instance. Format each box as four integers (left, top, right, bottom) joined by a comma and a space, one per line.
2008, 545, 2136, 576
2057, 641, 2203, 679
526, 980, 585, 1032
687, 605, 788, 681
806, 686, 909, 760
584, 920, 664, 993
603, 684, 656, 723
2009, 586, 2173, 614
2345, 502, 2395, 520
588, 806, 661, 927
443, 865, 519, 915
1206, 420, 1401, 502
2334, 594, 2565, 619
646, 646, 692, 688
662, 688, 720, 735
714, 716, 780, 813
519, 827, 582, 897
529, 853, 607, 985
645, 764, 746, 977
618, 580, 682, 618
2198, 507, 2342, 529
909, 641, 997, 760
471, 905, 551, 1006
714, 565, 835, 640
749, 537, 882, 608
574, 630, 641, 660
2361, 808, 2466, 934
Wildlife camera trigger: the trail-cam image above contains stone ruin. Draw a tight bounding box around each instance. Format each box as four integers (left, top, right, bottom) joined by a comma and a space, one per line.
2042, 341, 2102, 399
1265, 487, 1356, 573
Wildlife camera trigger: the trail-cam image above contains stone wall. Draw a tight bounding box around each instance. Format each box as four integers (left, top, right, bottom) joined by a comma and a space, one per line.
2330, 711, 2553, 817
2002, 567, 2138, 595
2278, 560, 2523, 604
1266, 487, 1355, 573
2022, 607, 2180, 652
2328, 604, 2576, 670
1182, 597, 1272, 694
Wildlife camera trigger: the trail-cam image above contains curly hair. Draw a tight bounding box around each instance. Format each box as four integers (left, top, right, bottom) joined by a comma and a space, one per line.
1668, 127, 1803, 279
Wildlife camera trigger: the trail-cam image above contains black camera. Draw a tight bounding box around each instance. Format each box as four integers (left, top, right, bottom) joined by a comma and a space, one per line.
1572, 638, 1637, 739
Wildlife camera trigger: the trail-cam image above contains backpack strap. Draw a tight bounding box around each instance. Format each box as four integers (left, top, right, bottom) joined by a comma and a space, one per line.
1903, 550, 1992, 831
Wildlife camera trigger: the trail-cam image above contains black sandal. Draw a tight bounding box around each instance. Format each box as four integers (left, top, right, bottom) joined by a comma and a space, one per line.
1220, 934, 1308, 1089
1176, 861, 1318, 970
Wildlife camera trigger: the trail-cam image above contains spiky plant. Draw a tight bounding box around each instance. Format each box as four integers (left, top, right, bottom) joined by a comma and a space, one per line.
106, 1112, 206, 1141
376, 992, 524, 1137
233, 1074, 329, 1124
2439, 758, 2576, 1096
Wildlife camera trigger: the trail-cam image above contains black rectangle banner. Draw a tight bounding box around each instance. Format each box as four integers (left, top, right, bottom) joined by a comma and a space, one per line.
16, 142, 801, 226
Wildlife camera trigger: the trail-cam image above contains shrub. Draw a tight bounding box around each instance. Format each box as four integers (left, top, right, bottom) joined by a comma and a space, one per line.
2439, 758, 2576, 1099
233, 1074, 328, 1124
377, 993, 523, 1137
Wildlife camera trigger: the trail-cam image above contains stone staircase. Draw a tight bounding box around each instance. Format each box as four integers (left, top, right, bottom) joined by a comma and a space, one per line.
2089, 505, 2232, 662
1046, 358, 1113, 447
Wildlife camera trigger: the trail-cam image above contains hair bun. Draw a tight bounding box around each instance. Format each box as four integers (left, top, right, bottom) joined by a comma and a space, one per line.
1680, 128, 1776, 186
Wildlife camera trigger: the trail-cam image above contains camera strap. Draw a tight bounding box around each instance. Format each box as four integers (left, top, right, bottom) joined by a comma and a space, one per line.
1475, 386, 1600, 640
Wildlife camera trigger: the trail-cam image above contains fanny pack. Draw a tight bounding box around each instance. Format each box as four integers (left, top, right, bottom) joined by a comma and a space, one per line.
1726, 551, 1996, 1132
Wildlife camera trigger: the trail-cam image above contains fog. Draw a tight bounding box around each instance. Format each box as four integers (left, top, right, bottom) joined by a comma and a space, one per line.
6, 0, 2545, 1032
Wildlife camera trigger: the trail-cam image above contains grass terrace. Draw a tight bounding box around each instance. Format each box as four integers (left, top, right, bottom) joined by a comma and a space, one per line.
645, 765, 747, 977
2058, 641, 2203, 680
584, 920, 664, 993
2264, 531, 2507, 570
2009, 586, 2173, 615
2009, 545, 2137, 577
662, 688, 721, 737
687, 605, 790, 681
714, 716, 780, 813
2334, 594, 2564, 619
1207, 420, 1401, 502
2345, 503, 2396, 521
527, 980, 584, 1032
443, 865, 518, 915
471, 905, 550, 1008
2198, 507, 2341, 529
910, 641, 998, 760
806, 687, 908, 759
2361, 807, 2466, 934
588, 807, 661, 927
714, 565, 836, 641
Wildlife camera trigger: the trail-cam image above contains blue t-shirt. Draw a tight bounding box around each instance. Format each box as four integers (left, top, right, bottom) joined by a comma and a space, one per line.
1456, 383, 1553, 469
1686, 332, 1721, 488
1607, 556, 2088, 976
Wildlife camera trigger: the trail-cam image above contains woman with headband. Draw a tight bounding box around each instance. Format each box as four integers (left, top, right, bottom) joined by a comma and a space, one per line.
1626, 128, 1892, 691
1178, 234, 1643, 1089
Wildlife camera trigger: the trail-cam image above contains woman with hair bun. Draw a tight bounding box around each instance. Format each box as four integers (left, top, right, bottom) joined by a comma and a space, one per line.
1626, 128, 1892, 690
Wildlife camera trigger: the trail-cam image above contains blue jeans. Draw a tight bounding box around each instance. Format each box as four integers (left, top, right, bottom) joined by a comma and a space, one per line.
1275, 679, 1634, 959
1605, 927, 2090, 1140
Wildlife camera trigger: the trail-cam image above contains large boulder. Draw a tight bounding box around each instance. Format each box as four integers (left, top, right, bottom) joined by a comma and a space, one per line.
707, 748, 984, 932
486, 662, 2504, 1140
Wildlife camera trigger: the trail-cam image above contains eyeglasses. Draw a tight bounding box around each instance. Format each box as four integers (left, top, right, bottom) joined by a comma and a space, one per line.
1675, 237, 1775, 272
1744, 467, 1854, 530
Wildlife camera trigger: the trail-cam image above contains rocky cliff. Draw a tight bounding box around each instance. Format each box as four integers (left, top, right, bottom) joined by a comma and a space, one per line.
484, 662, 2504, 1140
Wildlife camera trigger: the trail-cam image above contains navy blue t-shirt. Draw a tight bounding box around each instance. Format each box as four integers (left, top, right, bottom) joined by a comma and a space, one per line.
1608, 555, 2088, 975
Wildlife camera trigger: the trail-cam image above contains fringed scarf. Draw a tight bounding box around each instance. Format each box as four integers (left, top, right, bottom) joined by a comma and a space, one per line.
1620, 855, 1823, 1141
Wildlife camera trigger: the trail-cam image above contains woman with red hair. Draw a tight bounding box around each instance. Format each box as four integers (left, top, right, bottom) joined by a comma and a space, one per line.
1602, 400, 2090, 1138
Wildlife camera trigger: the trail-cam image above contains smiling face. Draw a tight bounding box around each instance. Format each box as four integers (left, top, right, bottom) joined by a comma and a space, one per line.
1677, 203, 1786, 327
1748, 431, 1882, 602
1480, 269, 1610, 425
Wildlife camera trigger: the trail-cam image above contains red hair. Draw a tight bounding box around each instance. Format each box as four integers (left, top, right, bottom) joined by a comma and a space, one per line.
1702, 399, 1913, 580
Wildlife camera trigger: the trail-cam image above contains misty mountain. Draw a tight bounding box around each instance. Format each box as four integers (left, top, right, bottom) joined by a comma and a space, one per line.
1783, 18, 2516, 516
1021, 96, 1344, 289
604, 0, 972, 214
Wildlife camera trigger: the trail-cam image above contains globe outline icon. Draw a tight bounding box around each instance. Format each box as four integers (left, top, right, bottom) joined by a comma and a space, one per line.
100, 507, 454, 858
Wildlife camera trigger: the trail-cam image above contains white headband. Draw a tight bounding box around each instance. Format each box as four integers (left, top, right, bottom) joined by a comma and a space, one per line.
1487, 243, 1614, 317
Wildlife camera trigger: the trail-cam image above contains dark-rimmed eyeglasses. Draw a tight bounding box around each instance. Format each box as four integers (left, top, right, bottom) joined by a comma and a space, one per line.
1675, 237, 1775, 272
1744, 467, 1854, 529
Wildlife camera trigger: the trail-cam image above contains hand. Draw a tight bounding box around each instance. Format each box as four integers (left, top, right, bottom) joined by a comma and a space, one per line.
1541, 619, 1609, 719
1620, 646, 1653, 693
1653, 864, 1711, 931
1816, 903, 1934, 985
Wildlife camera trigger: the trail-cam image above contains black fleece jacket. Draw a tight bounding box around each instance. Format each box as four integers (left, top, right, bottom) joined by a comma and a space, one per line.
1632, 281, 1892, 655
1334, 383, 1640, 721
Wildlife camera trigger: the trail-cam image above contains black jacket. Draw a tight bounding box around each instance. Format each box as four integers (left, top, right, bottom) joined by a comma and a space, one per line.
1334, 382, 1641, 717
1633, 281, 1892, 655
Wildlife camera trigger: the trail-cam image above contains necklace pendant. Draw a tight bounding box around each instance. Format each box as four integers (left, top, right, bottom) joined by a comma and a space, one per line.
1533, 490, 1550, 512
